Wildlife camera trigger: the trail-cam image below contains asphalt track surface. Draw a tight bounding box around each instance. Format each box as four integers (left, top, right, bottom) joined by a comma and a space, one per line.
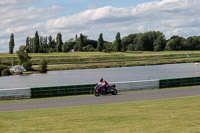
1, 87, 200, 112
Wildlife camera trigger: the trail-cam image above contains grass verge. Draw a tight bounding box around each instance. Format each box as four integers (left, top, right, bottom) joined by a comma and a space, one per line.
45, 57, 200, 71
1, 51, 200, 70
0, 96, 200, 133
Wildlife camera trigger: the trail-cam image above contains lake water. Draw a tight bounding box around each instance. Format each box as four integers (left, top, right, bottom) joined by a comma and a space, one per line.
0, 63, 199, 89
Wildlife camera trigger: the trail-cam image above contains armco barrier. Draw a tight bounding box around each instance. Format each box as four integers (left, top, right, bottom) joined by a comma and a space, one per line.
31, 80, 160, 98
110, 79, 160, 92
0, 88, 31, 100
159, 77, 200, 88
31, 84, 96, 98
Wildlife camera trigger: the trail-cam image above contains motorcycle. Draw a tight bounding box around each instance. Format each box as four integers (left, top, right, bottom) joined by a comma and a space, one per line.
94, 83, 118, 96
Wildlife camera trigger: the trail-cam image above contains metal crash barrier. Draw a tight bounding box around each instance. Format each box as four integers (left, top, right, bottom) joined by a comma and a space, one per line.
110, 79, 160, 92
31, 84, 96, 98
159, 77, 200, 88
0, 88, 31, 100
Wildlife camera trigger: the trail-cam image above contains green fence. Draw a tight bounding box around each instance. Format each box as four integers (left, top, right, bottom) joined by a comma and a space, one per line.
159, 77, 200, 88
31, 84, 96, 98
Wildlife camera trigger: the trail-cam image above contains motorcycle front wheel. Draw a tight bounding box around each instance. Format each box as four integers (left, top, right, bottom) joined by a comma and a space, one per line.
111, 89, 117, 95
94, 90, 100, 97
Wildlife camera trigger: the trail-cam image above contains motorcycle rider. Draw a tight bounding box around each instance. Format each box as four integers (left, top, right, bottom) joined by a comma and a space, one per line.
100, 78, 108, 93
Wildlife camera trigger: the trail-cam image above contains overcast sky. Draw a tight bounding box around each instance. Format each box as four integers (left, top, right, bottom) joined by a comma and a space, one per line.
1, 0, 200, 53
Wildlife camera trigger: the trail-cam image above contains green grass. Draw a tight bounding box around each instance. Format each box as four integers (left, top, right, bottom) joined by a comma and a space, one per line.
26, 51, 200, 70
1, 51, 200, 71
45, 57, 200, 71
0, 96, 200, 133
1, 51, 200, 59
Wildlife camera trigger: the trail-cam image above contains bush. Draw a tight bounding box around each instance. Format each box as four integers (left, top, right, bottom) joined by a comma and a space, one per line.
0, 65, 8, 76
1, 68, 11, 76
17, 45, 32, 71
38, 57, 48, 73
23, 60, 32, 71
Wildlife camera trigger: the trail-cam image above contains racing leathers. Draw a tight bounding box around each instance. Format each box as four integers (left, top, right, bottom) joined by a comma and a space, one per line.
100, 79, 108, 93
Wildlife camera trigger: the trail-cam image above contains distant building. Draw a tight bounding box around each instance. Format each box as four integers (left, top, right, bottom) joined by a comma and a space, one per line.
70, 49, 75, 52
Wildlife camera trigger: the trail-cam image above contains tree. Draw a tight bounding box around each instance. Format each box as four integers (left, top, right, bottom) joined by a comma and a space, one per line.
115, 32, 122, 52
16, 45, 32, 71
43, 36, 48, 53
75, 34, 78, 42
187, 36, 200, 50
48, 35, 56, 52
56, 33, 63, 52
103, 42, 114, 52
135, 34, 146, 51
26, 37, 31, 53
121, 33, 138, 51
62, 38, 75, 52
97, 33, 104, 52
29, 37, 34, 53
122, 39, 127, 52
165, 39, 175, 51
78, 33, 83, 51
33, 31, 39, 53
48, 35, 52, 48
153, 33, 166, 51
62, 43, 68, 52
185, 37, 195, 50
165, 36, 185, 51
9, 33, 15, 54
39, 36, 44, 53
38, 36, 48, 53
127, 44, 135, 51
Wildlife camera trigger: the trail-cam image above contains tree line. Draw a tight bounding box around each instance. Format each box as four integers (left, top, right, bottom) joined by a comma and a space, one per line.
8, 31, 200, 54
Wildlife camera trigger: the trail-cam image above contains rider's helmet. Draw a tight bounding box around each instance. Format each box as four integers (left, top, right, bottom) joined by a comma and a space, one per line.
100, 78, 103, 82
